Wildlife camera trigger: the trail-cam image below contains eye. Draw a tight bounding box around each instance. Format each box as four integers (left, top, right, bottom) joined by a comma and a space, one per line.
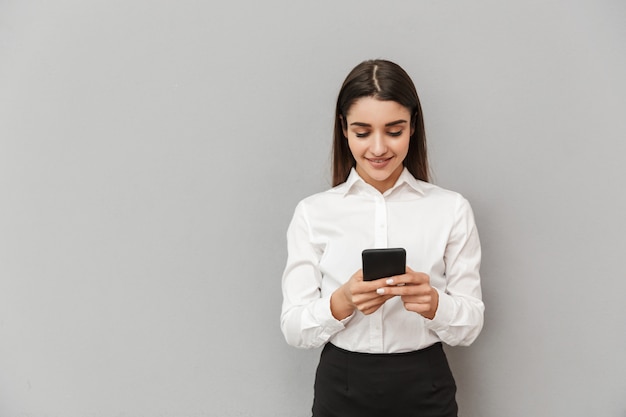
355, 132, 370, 138
388, 130, 403, 137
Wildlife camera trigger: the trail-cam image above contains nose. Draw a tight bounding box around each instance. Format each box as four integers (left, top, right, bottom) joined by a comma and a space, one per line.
370, 132, 387, 156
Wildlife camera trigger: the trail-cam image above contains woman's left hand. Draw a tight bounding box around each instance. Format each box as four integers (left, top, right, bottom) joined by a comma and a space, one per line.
376, 267, 439, 320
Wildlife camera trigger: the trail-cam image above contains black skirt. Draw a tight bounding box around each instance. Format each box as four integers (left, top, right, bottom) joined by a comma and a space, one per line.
312, 342, 458, 417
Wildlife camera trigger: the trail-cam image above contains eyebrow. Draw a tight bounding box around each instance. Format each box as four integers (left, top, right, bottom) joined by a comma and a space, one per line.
349, 119, 408, 127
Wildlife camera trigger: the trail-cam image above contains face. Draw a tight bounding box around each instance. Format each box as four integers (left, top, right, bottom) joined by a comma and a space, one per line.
343, 97, 413, 193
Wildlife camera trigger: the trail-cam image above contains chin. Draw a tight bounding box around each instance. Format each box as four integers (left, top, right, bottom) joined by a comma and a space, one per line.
370, 173, 395, 184
372, 173, 393, 181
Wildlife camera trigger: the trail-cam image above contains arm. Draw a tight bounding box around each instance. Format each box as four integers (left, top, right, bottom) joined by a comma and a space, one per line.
426, 195, 484, 346
280, 202, 349, 349
280, 202, 393, 348
379, 196, 484, 346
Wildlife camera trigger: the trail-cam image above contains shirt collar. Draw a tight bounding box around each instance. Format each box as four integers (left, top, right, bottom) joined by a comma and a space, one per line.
339, 167, 426, 197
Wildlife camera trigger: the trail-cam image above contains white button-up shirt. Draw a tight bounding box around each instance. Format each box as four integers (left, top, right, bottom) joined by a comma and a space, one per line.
281, 168, 484, 353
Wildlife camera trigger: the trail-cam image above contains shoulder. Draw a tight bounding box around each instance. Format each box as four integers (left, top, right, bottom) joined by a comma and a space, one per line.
415, 180, 467, 203
294, 184, 345, 213
399, 169, 465, 204
411, 180, 475, 219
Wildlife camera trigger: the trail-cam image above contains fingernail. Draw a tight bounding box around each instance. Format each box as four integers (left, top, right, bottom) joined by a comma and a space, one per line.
386, 278, 394, 285
376, 288, 385, 295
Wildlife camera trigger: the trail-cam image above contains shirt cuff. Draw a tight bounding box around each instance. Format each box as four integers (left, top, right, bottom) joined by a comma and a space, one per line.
314, 296, 353, 337
425, 288, 456, 332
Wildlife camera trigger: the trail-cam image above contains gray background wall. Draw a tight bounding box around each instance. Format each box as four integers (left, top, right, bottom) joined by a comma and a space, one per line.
1, 1, 625, 416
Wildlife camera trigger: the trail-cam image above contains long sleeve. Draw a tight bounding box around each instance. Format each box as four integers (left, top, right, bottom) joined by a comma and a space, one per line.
425, 195, 484, 346
280, 202, 348, 349
280, 169, 485, 353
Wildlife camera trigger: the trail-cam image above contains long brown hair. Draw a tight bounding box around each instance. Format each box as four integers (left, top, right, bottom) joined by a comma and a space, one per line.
332, 59, 429, 186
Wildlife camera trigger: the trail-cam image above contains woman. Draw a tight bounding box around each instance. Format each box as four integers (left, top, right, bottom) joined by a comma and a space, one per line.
280, 59, 484, 417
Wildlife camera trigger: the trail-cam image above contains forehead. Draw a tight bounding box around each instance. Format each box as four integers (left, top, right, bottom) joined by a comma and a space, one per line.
345, 97, 411, 122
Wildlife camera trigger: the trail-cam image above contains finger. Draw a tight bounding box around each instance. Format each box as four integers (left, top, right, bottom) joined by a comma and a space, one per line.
355, 277, 393, 295
402, 302, 432, 315
354, 289, 392, 305
351, 269, 364, 282
400, 294, 433, 304
357, 294, 393, 314
377, 284, 430, 297
385, 272, 429, 286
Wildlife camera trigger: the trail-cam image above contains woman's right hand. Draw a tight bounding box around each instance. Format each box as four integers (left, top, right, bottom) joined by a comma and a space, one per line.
330, 269, 394, 320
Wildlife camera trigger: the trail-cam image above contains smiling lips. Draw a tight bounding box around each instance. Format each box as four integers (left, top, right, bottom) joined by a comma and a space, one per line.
366, 156, 393, 168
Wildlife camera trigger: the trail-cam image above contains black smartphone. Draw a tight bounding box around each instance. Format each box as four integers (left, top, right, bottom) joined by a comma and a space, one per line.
362, 248, 406, 281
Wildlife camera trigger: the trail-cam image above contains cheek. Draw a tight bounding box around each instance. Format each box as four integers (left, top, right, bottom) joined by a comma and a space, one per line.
394, 137, 411, 157
346, 138, 363, 156
402, 140, 411, 156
